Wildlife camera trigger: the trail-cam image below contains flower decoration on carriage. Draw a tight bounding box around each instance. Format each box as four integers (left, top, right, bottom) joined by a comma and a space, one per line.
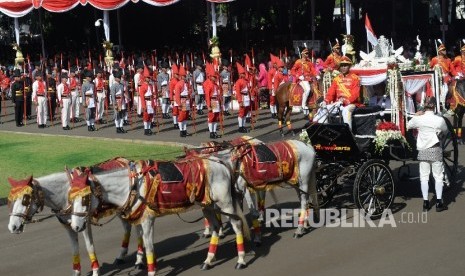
374, 122, 410, 154
299, 129, 311, 146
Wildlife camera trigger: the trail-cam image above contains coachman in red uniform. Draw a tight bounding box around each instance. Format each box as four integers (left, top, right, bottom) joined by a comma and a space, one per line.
140, 66, 155, 136
174, 66, 192, 137
235, 62, 251, 133
204, 63, 222, 139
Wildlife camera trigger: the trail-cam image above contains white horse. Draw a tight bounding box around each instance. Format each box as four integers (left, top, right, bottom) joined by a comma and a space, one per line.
68, 156, 251, 276
187, 138, 319, 238
7, 167, 145, 276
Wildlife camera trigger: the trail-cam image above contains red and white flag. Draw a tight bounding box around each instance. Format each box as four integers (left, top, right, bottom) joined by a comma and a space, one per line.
365, 14, 378, 47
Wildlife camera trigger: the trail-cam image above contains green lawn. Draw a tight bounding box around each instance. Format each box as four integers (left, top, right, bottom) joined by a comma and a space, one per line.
0, 132, 183, 198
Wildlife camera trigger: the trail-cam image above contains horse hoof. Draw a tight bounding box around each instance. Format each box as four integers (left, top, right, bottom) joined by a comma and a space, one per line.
113, 258, 125, 265
200, 263, 212, 270
235, 263, 247, 270
135, 263, 146, 270
293, 233, 303, 239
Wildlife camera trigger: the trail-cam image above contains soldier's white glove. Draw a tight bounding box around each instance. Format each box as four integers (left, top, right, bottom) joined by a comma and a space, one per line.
319, 101, 326, 108
298, 75, 305, 81
456, 76, 460, 80
316, 75, 321, 80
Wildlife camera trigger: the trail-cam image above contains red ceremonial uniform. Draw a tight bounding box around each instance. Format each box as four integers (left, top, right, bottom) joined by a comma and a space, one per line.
323, 52, 342, 71
174, 80, 190, 122
204, 78, 221, 123
139, 81, 155, 123
325, 73, 361, 106
430, 56, 454, 84
452, 55, 465, 78
235, 77, 250, 117
291, 57, 318, 82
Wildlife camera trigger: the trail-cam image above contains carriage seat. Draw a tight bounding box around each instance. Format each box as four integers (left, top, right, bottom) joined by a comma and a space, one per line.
352, 106, 382, 152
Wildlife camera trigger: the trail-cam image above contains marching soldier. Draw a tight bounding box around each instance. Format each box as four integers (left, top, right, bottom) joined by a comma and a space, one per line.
57, 72, 71, 130
268, 54, 278, 118
81, 70, 97, 131
94, 68, 107, 124
46, 69, 58, 123
193, 60, 205, 115
140, 66, 155, 136
235, 62, 250, 133
169, 64, 180, 128
157, 62, 171, 119
430, 43, 454, 110
134, 64, 144, 117
23, 71, 32, 120
291, 48, 320, 112
323, 41, 342, 71
220, 59, 232, 116
32, 70, 48, 128
68, 67, 81, 122
452, 45, 465, 80
174, 66, 191, 137
110, 70, 127, 134
11, 69, 25, 127
204, 63, 222, 139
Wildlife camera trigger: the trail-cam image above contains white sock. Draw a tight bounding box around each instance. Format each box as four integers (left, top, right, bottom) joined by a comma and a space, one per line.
238, 117, 243, 127
208, 123, 213, 132
173, 116, 177, 124
421, 181, 429, 200
213, 122, 217, 132
435, 181, 443, 200
86, 120, 91, 126
183, 122, 187, 131
178, 122, 182, 130
114, 120, 119, 127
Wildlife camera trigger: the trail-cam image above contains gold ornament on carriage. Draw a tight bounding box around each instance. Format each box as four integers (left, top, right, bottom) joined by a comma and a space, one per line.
12, 43, 24, 67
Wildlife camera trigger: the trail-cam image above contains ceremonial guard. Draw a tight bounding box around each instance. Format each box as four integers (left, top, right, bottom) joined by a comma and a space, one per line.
235, 62, 250, 133
32, 70, 47, 128
169, 64, 180, 128
315, 56, 361, 129
220, 59, 232, 116
157, 62, 171, 119
81, 70, 97, 131
57, 72, 71, 130
430, 43, 454, 110
291, 48, 319, 111
452, 45, 465, 80
134, 64, 143, 117
110, 70, 127, 134
204, 63, 222, 139
140, 66, 155, 136
268, 54, 278, 118
174, 66, 191, 137
23, 71, 32, 120
46, 69, 58, 123
193, 61, 205, 115
94, 68, 107, 124
68, 67, 81, 122
11, 69, 25, 127
323, 41, 342, 71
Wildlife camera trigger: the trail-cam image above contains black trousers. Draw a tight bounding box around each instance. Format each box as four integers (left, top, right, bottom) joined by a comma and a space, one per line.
15, 101, 24, 125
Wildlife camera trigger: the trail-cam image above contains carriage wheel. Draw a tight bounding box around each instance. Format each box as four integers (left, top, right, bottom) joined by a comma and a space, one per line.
353, 159, 395, 219
442, 118, 458, 188
308, 181, 337, 208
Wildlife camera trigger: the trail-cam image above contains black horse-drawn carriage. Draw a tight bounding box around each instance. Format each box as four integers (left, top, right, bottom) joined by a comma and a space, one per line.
306, 69, 458, 218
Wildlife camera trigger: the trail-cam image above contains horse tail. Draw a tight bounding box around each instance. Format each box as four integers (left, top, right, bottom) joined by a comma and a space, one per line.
231, 186, 252, 242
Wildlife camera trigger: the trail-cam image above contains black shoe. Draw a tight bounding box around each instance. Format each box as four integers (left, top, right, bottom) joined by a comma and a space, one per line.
436, 200, 448, 212
137, 114, 142, 118
120, 127, 127, 133
188, 115, 192, 120
423, 200, 430, 212
90, 125, 96, 131
174, 124, 179, 129
214, 132, 221, 139
224, 111, 230, 116
147, 129, 153, 135
180, 130, 186, 137
123, 120, 130, 126
210, 132, 216, 139
63, 126, 71, 130
184, 131, 192, 137
16, 124, 23, 127
27, 115, 32, 120
116, 128, 122, 133
144, 129, 152, 136
246, 118, 251, 123
99, 119, 107, 124
38, 124, 43, 129
88, 126, 93, 131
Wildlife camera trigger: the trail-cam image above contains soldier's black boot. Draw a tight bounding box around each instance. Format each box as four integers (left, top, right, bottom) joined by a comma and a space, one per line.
214, 132, 221, 138
116, 128, 122, 133
88, 126, 93, 131
423, 200, 429, 212
436, 200, 448, 212
147, 129, 153, 135
180, 130, 186, 137
210, 132, 216, 139
120, 127, 127, 133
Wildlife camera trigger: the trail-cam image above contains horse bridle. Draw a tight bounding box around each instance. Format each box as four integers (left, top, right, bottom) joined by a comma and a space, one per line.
8, 180, 45, 224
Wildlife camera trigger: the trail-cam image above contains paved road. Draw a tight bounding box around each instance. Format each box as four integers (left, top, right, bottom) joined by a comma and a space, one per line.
1, 100, 465, 276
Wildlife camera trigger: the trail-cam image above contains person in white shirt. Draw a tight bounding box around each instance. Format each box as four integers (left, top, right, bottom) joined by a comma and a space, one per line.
57, 73, 72, 130
407, 96, 448, 212
32, 71, 48, 128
